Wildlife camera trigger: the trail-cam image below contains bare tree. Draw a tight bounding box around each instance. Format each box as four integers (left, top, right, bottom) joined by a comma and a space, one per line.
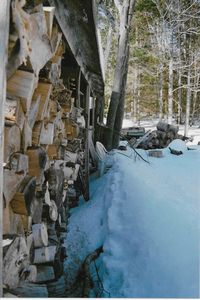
105, 0, 136, 150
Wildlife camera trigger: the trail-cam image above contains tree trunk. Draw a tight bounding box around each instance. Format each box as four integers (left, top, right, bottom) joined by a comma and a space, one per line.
158, 62, 163, 121
112, 45, 130, 148
177, 70, 182, 124
168, 55, 173, 124
104, 25, 113, 73
184, 66, 191, 137
132, 65, 139, 123
105, 0, 135, 150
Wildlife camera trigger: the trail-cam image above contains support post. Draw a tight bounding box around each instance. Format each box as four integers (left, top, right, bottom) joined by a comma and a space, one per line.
76, 67, 81, 108
84, 85, 90, 201
0, 0, 10, 296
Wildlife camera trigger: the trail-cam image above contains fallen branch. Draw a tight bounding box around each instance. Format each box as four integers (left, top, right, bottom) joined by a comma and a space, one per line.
82, 246, 103, 298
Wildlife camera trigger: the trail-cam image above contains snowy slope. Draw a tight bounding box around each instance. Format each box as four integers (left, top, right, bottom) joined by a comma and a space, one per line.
64, 143, 200, 298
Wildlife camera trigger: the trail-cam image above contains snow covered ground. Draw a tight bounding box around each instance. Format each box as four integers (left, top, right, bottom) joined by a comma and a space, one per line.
64, 124, 200, 298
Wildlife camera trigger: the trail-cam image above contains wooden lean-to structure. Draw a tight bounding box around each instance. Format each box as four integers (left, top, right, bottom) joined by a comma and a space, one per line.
1, 0, 104, 297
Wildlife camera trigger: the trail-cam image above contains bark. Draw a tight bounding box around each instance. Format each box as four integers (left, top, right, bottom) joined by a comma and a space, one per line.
104, 25, 113, 73
184, 66, 191, 137
132, 66, 138, 123
112, 45, 130, 148
105, 0, 135, 150
177, 70, 182, 124
158, 63, 163, 121
168, 55, 173, 124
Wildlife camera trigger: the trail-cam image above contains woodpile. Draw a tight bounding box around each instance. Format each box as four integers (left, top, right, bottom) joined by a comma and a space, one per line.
2, 0, 91, 297
137, 122, 181, 150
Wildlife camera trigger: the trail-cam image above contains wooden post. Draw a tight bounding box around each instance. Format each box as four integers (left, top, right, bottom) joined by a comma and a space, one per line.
84, 85, 90, 201
76, 67, 81, 108
0, 1, 10, 296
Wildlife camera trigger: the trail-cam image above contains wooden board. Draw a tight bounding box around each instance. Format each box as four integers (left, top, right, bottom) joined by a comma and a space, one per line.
7, 70, 36, 114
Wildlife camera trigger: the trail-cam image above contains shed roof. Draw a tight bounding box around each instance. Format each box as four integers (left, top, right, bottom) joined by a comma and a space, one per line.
49, 0, 105, 97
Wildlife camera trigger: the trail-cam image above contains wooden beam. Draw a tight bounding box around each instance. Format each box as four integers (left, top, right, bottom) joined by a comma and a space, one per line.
0, 0, 10, 296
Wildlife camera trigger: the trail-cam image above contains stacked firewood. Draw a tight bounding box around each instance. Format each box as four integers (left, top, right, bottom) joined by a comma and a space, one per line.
138, 122, 180, 150
3, 1, 86, 297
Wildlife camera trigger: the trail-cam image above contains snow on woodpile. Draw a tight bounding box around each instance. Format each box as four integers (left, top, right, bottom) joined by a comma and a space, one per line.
64, 141, 200, 298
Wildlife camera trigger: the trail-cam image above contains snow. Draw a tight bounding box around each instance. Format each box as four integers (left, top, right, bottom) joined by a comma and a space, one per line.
64, 124, 200, 298
168, 139, 188, 152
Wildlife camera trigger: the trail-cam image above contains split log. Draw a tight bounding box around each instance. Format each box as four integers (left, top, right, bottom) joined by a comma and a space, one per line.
34, 266, 55, 283
33, 82, 52, 122
63, 118, 79, 140
28, 7, 54, 75
32, 121, 43, 145
156, 122, 170, 132
10, 176, 36, 216
43, 7, 55, 38
9, 153, 29, 174
33, 245, 57, 264
3, 205, 24, 235
64, 150, 78, 163
44, 165, 64, 209
157, 130, 167, 140
3, 236, 29, 289
47, 275, 66, 297
3, 169, 25, 205
10, 282, 48, 297
5, 97, 25, 130
21, 265, 37, 283
32, 223, 48, 248
168, 124, 179, 135
7, 70, 36, 113
42, 200, 58, 222
39, 122, 55, 145
21, 119, 32, 152
28, 94, 41, 129
26, 234, 34, 263
46, 144, 59, 159
4, 124, 21, 163
26, 147, 47, 185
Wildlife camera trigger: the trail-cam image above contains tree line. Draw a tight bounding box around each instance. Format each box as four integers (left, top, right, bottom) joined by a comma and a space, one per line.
98, 0, 200, 149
